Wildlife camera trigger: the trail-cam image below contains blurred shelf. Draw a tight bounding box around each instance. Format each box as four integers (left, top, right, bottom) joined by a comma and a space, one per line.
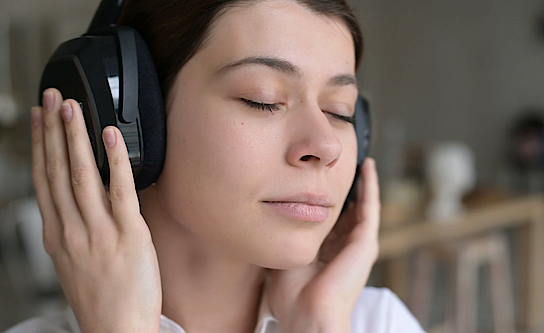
379, 194, 544, 259
377, 194, 544, 332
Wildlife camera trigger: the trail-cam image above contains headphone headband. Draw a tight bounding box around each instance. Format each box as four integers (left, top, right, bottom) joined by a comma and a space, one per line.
42, 0, 370, 196
88, 0, 126, 32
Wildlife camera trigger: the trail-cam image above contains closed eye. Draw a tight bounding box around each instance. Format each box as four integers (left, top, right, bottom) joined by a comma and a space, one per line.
241, 98, 281, 113
325, 112, 355, 124
241, 98, 355, 124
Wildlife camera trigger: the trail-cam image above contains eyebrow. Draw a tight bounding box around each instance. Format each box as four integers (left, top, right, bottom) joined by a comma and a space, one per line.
214, 56, 358, 87
328, 74, 358, 87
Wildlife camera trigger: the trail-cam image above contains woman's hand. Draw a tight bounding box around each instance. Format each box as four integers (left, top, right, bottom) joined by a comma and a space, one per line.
31, 88, 162, 333
265, 158, 381, 333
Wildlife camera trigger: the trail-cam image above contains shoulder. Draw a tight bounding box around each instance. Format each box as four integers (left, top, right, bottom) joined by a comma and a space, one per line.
3, 308, 80, 333
350, 287, 426, 333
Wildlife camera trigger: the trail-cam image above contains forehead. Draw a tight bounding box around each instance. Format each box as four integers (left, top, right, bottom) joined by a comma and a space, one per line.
198, 0, 356, 76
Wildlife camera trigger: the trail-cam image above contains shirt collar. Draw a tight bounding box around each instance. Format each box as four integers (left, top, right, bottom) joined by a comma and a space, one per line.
65, 293, 280, 333
253, 289, 280, 333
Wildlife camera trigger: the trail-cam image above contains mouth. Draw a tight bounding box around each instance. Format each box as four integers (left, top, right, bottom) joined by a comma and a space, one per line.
262, 202, 330, 222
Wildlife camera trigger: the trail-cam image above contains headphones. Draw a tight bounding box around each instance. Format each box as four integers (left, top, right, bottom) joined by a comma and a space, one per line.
39, 0, 371, 208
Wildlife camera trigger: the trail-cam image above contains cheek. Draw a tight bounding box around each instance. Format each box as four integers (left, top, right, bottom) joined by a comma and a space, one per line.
157, 111, 318, 268
195, 118, 276, 199
156, 102, 277, 229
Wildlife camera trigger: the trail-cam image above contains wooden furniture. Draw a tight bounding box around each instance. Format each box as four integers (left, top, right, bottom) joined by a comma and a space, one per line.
411, 233, 515, 333
377, 194, 544, 332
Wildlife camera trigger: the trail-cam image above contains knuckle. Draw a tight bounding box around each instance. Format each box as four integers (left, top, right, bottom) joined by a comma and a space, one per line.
67, 126, 80, 141
43, 115, 56, 131
31, 131, 42, 145
108, 183, 127, 202
111, 154, 125, 167
89, 226, 117, 249
125, 222, 152, 244
71, 165, 89, 188
46, 156, 62, 181
43, 230, 57, 257
61, 226, 87, 252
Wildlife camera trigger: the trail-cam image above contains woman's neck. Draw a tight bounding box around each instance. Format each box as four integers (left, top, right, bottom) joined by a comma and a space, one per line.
139, 187, 266, 333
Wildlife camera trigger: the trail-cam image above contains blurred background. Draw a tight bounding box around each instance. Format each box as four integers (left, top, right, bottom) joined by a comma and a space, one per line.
1, 0, 544, 332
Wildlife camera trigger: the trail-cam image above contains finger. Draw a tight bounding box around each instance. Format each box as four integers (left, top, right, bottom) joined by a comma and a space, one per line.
31, 105, 61, 248
357, 158, 381, 235
42, 88, 84, 226
61, 100, 110, 221
315, 159, 381, 295
103, 126, 141, 228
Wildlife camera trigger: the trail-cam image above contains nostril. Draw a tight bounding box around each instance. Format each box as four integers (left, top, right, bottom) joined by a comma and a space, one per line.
301, 155, 315, 161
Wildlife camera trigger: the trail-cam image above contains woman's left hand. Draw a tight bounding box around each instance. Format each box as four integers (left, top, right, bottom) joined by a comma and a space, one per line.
265, 157, 381, 333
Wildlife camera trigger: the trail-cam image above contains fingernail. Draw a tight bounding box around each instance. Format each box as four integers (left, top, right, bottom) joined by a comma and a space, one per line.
31, 107, 42, 128
103, 128, 116, 148
61, 103, 73, 122
43, 91, 55, 111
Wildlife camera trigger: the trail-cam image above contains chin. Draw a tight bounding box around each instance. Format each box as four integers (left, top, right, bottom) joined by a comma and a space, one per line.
249, 237, 322, 270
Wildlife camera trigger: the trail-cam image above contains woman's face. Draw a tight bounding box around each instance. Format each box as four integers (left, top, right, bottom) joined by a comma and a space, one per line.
153, 0, 358, 269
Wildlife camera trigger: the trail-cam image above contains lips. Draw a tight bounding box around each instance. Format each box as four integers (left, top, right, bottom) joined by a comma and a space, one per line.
262, 193, 333, 222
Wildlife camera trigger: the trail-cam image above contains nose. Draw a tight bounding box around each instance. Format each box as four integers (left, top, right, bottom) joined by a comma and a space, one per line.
285, 102, 343, 169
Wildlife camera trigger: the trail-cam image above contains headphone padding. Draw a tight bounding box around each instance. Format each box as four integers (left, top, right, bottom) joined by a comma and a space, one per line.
133, 30, 167, 190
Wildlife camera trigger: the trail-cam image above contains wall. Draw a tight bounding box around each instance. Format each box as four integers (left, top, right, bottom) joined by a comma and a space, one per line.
1, 0, 99, 155
349, 0, 544, 186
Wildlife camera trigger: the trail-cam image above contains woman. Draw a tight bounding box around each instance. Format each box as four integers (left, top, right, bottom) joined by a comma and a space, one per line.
7, 0, 425, 332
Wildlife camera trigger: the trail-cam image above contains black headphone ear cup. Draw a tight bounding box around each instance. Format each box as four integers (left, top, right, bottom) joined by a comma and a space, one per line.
342, 95, 371, 212
132, 30, 166, 190
355, 95, 371, 166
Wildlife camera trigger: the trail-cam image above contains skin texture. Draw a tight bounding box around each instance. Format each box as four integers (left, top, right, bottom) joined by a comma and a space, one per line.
31, 1, 381, 333
148, 0, 359, 271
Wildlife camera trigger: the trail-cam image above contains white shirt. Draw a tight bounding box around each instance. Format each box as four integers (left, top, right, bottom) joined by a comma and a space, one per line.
4, 287, 425, 333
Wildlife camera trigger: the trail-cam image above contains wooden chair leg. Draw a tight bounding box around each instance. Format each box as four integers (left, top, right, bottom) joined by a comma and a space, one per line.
411, 249, 435, 327
456, 245, 478, 333
489, 234, 515, 333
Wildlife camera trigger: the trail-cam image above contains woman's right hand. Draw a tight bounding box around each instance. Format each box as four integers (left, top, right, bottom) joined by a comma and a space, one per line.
31, 88, 162, 333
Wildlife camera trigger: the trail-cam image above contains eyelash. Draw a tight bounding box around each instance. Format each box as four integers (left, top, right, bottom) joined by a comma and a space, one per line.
241, 98, 281, 113
241, 98, 355, 124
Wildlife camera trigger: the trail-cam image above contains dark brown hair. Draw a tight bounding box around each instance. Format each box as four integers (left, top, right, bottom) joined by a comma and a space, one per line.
118, 0, 363, 100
